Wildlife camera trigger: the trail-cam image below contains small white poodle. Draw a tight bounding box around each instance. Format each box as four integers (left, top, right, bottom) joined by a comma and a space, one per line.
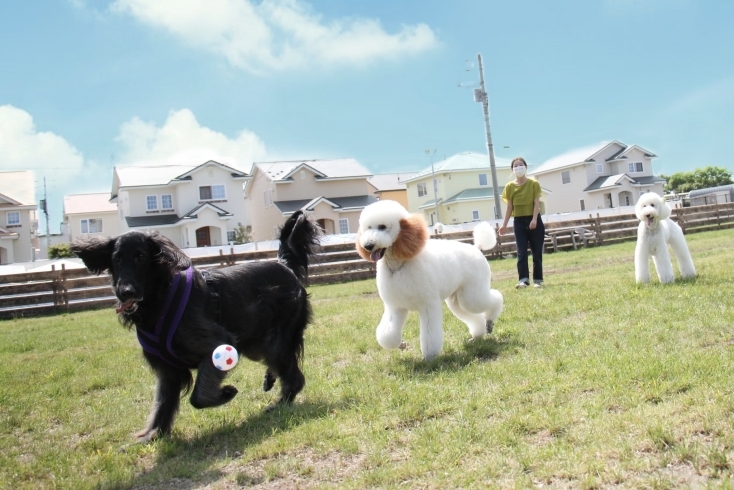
634, 192, 696, 284
356, 200, 504, 360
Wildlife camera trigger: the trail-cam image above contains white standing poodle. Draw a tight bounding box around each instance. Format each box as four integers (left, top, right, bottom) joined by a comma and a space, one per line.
634, 192, 696, 284
356, 200, 504, 360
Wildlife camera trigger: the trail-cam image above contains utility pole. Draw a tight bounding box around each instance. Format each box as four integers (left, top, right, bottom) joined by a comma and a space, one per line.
474, 53, 502, 220
42, 177, 50, 252
425, 149, 440, 224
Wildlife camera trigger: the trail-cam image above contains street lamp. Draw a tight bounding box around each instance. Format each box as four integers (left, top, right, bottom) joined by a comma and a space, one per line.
473, 53, 503, 220
424, 149, 440, 224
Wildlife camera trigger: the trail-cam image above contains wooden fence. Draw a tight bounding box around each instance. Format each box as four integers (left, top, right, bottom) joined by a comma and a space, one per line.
1, 202, 732, 320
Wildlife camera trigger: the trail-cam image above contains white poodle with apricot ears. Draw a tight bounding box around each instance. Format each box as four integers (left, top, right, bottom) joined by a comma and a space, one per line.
634, 192, 696, 284
356, 200, 504, 360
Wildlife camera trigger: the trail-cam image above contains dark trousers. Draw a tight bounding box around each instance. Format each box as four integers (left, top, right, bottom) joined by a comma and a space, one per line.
513, 215, 545, 283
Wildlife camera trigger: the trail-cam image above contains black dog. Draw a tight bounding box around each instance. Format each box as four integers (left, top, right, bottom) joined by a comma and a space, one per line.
71, 211, 320, 442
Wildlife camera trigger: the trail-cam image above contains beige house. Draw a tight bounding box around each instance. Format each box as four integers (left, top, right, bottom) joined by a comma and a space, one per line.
245, 159, 377, 242
368, 173, 412, 209
63, 193, 120, 243
529, 141, 666, 214
111, 160, 251, 249
403, 152, 513, 225
0, 171, 38, 264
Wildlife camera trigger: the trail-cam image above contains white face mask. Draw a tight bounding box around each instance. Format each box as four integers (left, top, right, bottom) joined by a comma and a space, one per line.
513, 166, 526, 177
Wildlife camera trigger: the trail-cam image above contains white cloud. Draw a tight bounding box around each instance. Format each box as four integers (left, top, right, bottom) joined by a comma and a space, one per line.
115, 108, 267, 171
0, 105, 85, 184
110, 0, 439, 73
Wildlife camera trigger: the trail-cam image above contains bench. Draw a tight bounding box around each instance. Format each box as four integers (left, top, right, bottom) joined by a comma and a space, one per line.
544, 226, 597, 253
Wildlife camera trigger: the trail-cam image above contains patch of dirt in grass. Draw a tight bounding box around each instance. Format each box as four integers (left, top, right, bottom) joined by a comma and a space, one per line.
131, 449, 367, 489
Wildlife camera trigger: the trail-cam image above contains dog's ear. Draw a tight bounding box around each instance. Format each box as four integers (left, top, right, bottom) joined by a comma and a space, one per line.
70, 236, 116, 274
147, 233, 191, 271
659, 199, 671, 220
392, 213, 428, 261
355, 230, 372, 261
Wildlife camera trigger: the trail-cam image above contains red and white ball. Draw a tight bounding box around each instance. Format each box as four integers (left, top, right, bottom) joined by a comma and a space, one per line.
212, 344, 238, 371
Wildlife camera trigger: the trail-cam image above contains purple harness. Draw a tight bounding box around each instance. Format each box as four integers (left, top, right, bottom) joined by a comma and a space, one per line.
136, 266, 193, 369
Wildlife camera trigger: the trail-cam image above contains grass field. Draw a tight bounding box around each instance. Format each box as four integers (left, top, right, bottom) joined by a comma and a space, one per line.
1, 229, 732, 489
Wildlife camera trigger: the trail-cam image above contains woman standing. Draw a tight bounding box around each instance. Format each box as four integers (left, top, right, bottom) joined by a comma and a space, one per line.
498, 157, 545, 288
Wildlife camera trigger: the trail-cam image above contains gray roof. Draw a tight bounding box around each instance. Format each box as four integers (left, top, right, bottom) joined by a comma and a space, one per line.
126, 214, 181, 228
532, 141, 618, 175
114, 160, 248, 189
255, 158, 372, 182
368, 173, 412, 191
584, 174, 666, 192
444, 187, 498, 203
404, 152, 511, 182
274, 195, 378, 215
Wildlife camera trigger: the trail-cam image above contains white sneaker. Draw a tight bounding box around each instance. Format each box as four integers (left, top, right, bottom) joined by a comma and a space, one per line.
515, 281, 528, 289
533, 282, 543, 288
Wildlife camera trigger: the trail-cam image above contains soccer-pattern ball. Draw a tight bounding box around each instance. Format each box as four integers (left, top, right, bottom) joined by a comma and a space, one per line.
212, 344, 239, 371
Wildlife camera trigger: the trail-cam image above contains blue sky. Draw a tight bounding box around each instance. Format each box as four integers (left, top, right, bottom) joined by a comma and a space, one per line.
1, 0, 732, 231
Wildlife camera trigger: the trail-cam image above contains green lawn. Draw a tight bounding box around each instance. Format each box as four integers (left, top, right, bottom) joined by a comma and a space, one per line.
1, 229, 732, 489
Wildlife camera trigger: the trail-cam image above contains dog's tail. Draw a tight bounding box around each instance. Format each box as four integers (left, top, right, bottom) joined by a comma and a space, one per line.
473, 222, 498, 251
277, 210, 322, 286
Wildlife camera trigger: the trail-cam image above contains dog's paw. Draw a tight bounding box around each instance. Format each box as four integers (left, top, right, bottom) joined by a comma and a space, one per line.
399, 341, 407, 350
221, 385, 238, 403
263, 372, 276, 392
134, 428, 160, 443
486, 320, 494, 334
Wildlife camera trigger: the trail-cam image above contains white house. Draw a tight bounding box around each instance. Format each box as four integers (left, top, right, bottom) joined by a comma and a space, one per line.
0, 171, 38, 264
403, 152, 513, 225
529, 141, 666, 214
111, 160, 251, 248
63, 193, 120, 243
245, 159, 377, 242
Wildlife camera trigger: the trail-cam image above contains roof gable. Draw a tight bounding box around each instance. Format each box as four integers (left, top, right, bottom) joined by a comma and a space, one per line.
255, 158, 371, 182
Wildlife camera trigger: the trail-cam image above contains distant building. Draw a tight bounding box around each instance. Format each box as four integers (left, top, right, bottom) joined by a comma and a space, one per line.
63, 193, 120, 243
368, 173, 412, 209
529, 141, 666, 214
111, 160, 251, 248
0, 171, 38, 264
689, 184, 734, 206
403, 152, 513, 225
245, 159, 377, 241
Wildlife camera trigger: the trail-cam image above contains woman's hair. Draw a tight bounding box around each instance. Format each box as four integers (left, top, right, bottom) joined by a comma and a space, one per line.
511, 157, 527, 168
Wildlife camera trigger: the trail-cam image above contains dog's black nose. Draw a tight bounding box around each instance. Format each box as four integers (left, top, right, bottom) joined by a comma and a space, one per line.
363, 242, 374, 252
117, 284, 137, 301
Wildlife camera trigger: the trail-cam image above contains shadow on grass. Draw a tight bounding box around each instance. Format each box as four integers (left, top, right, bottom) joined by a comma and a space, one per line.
116, 397, 345, 489
396, 330, 525, 376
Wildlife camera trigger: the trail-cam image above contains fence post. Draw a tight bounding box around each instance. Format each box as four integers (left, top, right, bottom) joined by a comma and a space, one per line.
51, 264, 58, 311
594, 213, 602, 246
716, 202, 721, 228
229, 247, 235, 266
494, 223, 502, 259
219, 249, 225, 266
60, 263, 69, 311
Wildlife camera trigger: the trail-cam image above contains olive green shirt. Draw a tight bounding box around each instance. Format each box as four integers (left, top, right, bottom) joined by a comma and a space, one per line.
501, 179, 542, 217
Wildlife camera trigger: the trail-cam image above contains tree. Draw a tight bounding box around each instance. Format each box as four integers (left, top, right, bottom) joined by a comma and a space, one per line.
48, 243, 75, 259
232, 225, 252, 245
660, 166, 733, 194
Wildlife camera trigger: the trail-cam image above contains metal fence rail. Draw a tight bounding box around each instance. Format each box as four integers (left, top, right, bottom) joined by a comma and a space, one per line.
1, 202, 732, 320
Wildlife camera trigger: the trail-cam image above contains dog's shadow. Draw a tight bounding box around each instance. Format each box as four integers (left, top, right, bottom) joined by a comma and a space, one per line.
124, 398, 344, 488
397, 330, 525, 376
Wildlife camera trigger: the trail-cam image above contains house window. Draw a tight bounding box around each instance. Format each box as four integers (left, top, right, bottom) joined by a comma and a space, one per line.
161, 194, 173, 210
580, 199, 585, 211
81, 218, 103, 234
628, 162, 643, 173
146, 195, 158, 210
596, 164, 603, 174
478, 173, 488, 186
417, 182, 427, 197
561, 171, 571, 184
472, 210, 480, 221
6, 211, 20, 226
624, 194, 631, 206
227, 231, 236, 243
339, 218, 349, 234
200, 184, 226, 200
300, 170, 306, 180
263, 189, 273, 208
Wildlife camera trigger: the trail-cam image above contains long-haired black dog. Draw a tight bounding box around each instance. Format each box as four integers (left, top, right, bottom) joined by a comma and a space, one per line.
70, 211, 320, 442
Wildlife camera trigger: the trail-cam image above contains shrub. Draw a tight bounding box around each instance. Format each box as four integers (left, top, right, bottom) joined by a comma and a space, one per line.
48, 243, 75, 259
